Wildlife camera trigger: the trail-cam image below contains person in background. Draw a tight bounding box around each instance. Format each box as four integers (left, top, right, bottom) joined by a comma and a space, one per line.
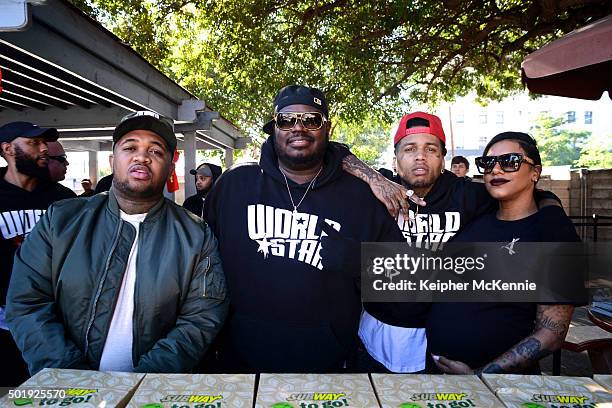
47, 141, 69, 182
429, 132, 577, 375
183, 163, 222, 218
94, 173, 113, 193
46, 141, 76, 198
0, 121, 71, 386
79, 178, 95, 197
450, 155, 471, 180
94, 154, 114, 194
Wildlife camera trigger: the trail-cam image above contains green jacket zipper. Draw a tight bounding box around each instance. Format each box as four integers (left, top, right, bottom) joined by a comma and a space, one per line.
82, 218, 123, 359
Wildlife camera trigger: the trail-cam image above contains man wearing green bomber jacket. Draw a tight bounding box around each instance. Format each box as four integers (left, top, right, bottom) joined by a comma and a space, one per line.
6, 111, 228, 376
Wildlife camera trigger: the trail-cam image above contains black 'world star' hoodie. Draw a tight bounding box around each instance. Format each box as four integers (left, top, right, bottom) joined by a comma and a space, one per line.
204, 138, 405, 372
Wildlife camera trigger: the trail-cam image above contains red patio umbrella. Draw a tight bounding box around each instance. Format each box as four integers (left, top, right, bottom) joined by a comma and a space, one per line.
521, 14, 612, 100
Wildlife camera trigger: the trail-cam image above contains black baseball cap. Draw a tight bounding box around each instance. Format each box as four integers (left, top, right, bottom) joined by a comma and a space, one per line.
189, 164, 212, 177
263, 85, 329, 135
0, 122, 59, 143
113, 111, 176, 152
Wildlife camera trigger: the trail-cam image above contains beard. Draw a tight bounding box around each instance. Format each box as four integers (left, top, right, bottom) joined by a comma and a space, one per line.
406, 178, 435, 189
14, 145, 50, 180
399, 171, 440, 195
274, 132, 328, 171
112, 178, 160, 200
112, 161, 171, 201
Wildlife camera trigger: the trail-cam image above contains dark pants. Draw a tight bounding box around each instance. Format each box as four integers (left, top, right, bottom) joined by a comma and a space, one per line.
0, 329, 30, 386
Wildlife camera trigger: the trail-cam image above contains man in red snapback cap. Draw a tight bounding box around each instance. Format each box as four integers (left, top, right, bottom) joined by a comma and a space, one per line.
354, 111, 455, 374
392, 111, 447, 198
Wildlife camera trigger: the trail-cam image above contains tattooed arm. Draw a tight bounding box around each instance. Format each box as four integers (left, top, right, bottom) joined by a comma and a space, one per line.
434, 304, 573, 375
342, 154, 424, 218
477, 304, 573, 374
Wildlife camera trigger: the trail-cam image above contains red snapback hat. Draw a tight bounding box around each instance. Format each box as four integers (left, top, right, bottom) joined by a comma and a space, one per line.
394, 111, 446, 145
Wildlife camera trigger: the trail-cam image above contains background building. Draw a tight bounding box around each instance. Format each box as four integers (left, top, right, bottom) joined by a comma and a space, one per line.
435, 92, 612, 176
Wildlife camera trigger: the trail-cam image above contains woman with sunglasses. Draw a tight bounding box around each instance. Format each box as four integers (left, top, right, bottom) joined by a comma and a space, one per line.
427, 131, 579, 375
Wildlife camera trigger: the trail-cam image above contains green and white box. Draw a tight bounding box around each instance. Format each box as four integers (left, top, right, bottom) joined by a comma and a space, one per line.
493, 387, 612, 408
0, 368, 145, 407
255, 373, 380, 408
371, 374, 502, 408
481, 374, 608, 394
127, 373, 256, 407
481, 374, 611, 408
593, 375, 612, 391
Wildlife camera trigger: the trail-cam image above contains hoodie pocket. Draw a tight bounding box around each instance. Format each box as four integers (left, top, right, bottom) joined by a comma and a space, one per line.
228, 313, 347, 372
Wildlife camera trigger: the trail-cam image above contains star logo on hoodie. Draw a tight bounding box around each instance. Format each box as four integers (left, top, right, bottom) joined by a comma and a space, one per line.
256, 235, 272, 259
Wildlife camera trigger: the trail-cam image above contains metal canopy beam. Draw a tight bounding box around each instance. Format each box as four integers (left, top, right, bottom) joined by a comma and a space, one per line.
0, 1, 193, 118
0, 47, 115, 107
0, 67, 96, 107
212, 118, 250, 149
0, 0, 247, 164
0, 105, 131, 128
1, 80, 71, 108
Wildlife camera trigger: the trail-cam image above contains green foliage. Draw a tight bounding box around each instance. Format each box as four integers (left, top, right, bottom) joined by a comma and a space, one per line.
332, 117, 392, 167
69, 0, 611, 146
575, 137, 612, 169
531, 113, 589, 166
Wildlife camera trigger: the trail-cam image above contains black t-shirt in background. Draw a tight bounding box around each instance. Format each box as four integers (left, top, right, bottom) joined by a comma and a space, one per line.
426, 206, 580, 372
94, 174, 113, 194
0, 167, 75, 306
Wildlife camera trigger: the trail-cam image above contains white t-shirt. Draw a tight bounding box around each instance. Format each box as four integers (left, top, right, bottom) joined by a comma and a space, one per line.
358, 211, 432, 373
98, 211, 147, 372
358, 310, 427, 373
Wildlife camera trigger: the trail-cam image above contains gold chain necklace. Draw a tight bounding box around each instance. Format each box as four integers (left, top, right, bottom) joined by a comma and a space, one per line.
278, 165, 323, 214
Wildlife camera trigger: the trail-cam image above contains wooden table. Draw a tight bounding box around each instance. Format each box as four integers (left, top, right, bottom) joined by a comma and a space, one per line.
565, 309, 612, 373
589, 309, 612, 333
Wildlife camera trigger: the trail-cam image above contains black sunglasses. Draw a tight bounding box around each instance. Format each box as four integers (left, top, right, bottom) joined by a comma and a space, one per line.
274, 112, 326, 131
49, 154, 68, 164
475, 153, 536, 174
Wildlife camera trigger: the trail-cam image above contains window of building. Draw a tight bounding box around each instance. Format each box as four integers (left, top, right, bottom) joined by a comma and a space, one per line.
478, 135, 488, 145
479, 111, 488, 125
585, 111, 593, 124
567, 111, 576, 123
496, 111, 504, 124
456, 112, 464, 123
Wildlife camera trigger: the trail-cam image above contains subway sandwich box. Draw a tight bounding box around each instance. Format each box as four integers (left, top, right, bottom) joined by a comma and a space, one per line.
481, 374, 612, 408
255, 373, 380, 408
127, 373, 256, 407
593, 375, 612, 390
371, 374, 502, 408
0, 368, 145, 407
